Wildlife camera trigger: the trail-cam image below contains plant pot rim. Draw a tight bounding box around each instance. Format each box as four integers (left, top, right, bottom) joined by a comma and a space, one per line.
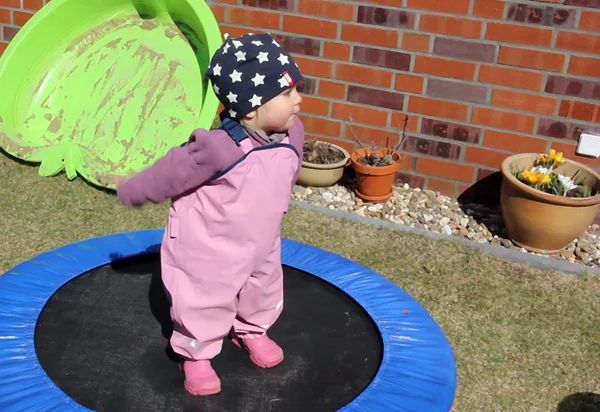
350, 147, 402, 175
500, 152, 600, 206
302, 141, 350, 170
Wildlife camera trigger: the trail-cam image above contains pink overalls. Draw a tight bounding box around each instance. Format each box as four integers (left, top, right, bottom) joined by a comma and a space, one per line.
160, 119, 299, 361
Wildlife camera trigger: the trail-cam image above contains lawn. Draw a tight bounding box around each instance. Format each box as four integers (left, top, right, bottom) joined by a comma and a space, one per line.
2, 154, 599, 411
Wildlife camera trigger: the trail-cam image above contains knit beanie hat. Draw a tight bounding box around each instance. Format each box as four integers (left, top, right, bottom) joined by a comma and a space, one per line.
206, 32, 303, 120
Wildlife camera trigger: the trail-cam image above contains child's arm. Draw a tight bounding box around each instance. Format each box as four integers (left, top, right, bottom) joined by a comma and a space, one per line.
287, 116, 305, 185
116, 129, 240, 206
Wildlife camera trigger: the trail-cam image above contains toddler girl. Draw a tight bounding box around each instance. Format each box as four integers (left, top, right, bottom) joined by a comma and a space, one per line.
115, 32, 304, 396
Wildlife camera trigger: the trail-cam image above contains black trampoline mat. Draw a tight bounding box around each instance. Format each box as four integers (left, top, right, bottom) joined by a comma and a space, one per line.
34, 254, 382, 412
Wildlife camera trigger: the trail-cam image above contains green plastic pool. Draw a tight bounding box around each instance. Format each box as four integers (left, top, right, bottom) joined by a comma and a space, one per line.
0, 0, 223, 189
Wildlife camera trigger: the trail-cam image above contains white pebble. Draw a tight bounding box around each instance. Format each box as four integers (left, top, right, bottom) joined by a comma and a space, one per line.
442, 225, 452, 236
322, 192, 334, 202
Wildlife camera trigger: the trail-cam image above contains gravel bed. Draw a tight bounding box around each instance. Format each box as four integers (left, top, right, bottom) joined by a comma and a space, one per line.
291, 182, 600, 268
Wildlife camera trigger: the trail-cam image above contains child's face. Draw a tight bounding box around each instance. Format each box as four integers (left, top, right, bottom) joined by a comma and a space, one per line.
253, 86, 302, 134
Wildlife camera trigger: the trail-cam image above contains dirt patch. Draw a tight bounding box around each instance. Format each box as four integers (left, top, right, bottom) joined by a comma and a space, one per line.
303, 140, 346, 165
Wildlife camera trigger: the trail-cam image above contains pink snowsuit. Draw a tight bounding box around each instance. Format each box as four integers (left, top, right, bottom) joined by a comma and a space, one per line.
117, 117, 304, 361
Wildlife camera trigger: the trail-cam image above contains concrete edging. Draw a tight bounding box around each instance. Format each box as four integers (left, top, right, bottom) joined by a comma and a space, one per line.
289, 199, 600, 276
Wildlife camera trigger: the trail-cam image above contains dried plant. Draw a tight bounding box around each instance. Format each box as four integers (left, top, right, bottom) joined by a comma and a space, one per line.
347, 113, 409, 167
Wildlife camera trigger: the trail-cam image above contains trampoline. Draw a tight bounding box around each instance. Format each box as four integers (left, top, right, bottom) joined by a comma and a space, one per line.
0, 229, 457, 411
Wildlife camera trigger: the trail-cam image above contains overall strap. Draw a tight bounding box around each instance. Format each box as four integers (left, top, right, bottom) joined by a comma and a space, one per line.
220, 117, 248, 146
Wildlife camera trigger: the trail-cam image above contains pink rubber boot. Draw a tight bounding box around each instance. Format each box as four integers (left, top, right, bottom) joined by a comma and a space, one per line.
181, 359, 221, 396
230, 334, 284, 368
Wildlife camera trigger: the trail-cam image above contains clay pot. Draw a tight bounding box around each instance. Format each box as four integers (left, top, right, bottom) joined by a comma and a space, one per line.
297, 142, 350, 187
350, 147, 402, 202
500, 153, 600, 254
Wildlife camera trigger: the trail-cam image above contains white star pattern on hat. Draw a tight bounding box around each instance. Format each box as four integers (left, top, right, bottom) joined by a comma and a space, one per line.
226, 91, 238, 103
213, 84, 220, 94
222, 43, 230, 54
251, 73, 265, 86
212, 63, 222, 76
278, 77, 289, 88
229, 109, 237, 118
249, 94, 262, 107
251, 40, 263, 46
234, 51, 246, 61
229, 69, 242, 83
232, 40, 243, 48
277, 53, 289, 65
257, 51, 269, 63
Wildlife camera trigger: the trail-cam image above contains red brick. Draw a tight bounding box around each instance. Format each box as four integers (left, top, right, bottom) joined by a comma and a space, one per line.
23, 0, 44, 10
272, 33, 321, 56
465, 146, 511, 168
300, 96, 330, 116
484, 130, 548, 153
427, 178, 457, 198
490, 89, 557, 115
302, 116, 342, 137
427, 78, 489, 104
283, 15, 338, 39
324, 42, 350, 61
341, 24, 398, 48
300, 0, 355, 21
0, 42, 7, 56
413, 55, 476, 81
556, 32, 600, 55
404, 135, 462, 160
218, 25, 258, 38
498, 46, 565, 72
416, 158, 475, 182
391, 113, 420, 132
568, 56, 600, 78
406, 0, 470, 14
347, 85, 405, 111
0, 8, 10, 24
472, 107, 536, 133
472, 0, 506, 19
558, 100, 600, 123
478, 65, 544, 91
336, 63, 393, 88
544, 75, 600, 99
394, 73, 425, 94
580, 10, 600, 32
352, 46, 411, 71
229, 8, 279, 30
357, 5, 416, 29
486, 22, 553, 47
0, 0, 19, 7
13, 11, 34, 26
241, 0, 293, 10
294, 55, 333, 78
419, 14, 482, 38
433, 37, 496, 63
344, 123, 406, 148
209, 5, 225, 22
421, 118, 481, 143
319, 80, 346, 99
332, 102, 388, 126
408, 96, 469, 121
402, 32, 430, 52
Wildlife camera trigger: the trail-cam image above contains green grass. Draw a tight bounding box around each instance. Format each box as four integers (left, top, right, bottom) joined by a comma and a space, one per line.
2, 154, 600, 411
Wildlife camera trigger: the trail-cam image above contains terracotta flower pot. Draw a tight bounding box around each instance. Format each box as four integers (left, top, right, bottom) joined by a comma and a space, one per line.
500, 153, 600, 254
350, 147, 402, 202
297, 142, 350, 187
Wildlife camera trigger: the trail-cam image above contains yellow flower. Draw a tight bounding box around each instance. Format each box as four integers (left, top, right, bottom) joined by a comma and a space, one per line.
538, 173, 551, 184
554, 151, 564, 164
521, 170, 538, 183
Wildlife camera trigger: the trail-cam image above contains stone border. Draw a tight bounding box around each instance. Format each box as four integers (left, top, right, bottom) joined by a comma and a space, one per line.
290, 199, 600, 276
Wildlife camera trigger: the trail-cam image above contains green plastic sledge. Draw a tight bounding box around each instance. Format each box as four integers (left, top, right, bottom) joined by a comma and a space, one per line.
0, 0, 223, 189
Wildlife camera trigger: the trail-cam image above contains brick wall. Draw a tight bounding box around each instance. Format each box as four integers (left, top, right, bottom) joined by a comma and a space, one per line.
1, 0, 599, 199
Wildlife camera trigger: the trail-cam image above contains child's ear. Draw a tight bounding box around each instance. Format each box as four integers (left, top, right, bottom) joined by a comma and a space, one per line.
244, 110, 257, 120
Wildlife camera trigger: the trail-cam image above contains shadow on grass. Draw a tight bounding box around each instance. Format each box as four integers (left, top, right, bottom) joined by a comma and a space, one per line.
557, 392, 600, 412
